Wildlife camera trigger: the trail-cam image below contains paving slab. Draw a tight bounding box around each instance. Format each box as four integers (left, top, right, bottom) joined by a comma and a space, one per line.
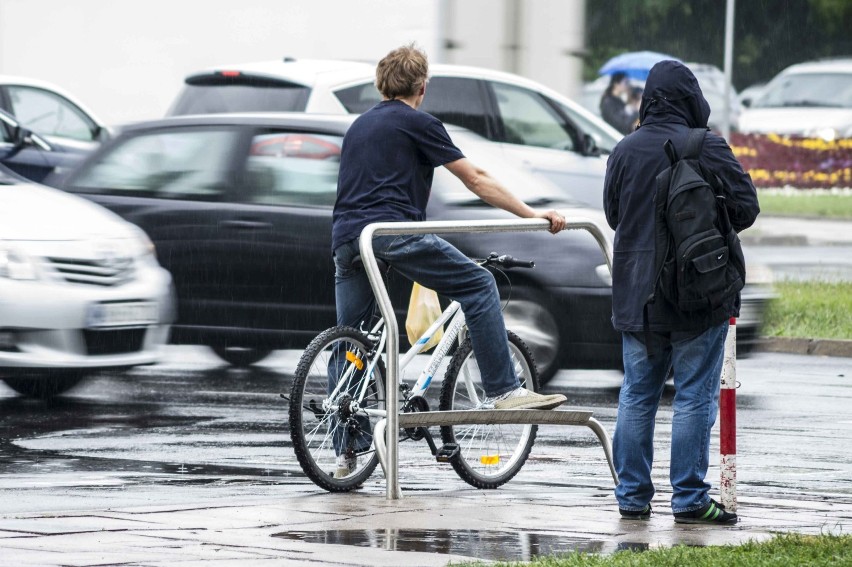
2, 483, 851, 566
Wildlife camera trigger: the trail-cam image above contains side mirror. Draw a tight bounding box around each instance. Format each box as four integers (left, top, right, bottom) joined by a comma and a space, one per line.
12, 126, 52, 151
741, 98, 752, 108
11, 125, 30, 148
92, 125, 111, 143
582, 133, 600, 157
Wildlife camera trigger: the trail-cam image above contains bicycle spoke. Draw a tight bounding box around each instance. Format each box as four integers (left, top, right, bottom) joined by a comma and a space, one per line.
289, 327, 385, 492
439, 331, 539, 489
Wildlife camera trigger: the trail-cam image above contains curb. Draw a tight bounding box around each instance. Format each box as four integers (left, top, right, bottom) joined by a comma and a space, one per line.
754, 336, 852, 358
740, 235, 810, 247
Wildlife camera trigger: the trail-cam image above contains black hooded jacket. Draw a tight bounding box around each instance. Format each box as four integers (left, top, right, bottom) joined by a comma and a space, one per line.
603, 61, 760, 334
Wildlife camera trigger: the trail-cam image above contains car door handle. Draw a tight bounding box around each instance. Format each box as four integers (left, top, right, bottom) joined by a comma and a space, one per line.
219, 220, 273, 231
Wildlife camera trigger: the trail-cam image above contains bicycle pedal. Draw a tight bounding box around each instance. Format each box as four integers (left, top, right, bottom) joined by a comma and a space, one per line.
435, 443, 460, 463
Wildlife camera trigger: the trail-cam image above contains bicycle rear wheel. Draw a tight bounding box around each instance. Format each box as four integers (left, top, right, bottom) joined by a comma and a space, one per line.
438, 330, 538, 489
289, 326, 385, 492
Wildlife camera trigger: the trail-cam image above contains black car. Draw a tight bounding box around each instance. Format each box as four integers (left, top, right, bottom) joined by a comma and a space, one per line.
56, 113, 634, 382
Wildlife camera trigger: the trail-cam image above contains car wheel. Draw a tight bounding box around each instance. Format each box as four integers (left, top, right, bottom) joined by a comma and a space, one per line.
211, 346, 272, 367
500, 291, 563, 385
2, 371, 87, 399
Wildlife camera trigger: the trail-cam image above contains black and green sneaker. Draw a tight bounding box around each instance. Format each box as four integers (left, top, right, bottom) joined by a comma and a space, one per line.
674, 499, 737, 524
619, 504, 652, 520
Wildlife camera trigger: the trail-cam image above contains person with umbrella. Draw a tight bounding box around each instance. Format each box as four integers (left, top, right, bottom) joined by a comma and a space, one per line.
600, 72, 639, 135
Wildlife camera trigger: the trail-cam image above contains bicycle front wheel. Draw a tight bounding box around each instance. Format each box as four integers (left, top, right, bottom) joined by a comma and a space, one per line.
438, 330, 539, 489
289, 326, 386, 492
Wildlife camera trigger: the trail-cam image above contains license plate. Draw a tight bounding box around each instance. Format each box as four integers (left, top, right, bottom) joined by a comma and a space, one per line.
87, 301, 158, 328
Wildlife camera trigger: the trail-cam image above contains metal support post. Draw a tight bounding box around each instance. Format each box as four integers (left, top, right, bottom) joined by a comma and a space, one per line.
358, 218, 612, 500
720, 317, 737, 511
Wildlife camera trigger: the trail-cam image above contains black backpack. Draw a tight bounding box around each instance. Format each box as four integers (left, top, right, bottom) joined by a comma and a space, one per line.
644, 128, 746, 341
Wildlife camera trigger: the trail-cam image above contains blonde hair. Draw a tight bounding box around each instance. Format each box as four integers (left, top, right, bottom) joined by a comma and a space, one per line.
375, 43, 429, 99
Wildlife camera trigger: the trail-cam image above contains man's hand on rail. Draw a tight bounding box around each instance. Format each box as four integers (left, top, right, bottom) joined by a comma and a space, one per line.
536, 209, 567, 234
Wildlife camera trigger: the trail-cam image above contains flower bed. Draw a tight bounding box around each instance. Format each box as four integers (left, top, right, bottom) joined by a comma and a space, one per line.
729, 132, 852, 189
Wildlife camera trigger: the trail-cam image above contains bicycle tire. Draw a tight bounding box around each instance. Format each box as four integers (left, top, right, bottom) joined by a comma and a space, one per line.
289, 326, 385, 492
438, 330, 539, 489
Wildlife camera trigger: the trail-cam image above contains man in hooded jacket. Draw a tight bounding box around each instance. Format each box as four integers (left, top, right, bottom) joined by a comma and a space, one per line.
603, 61, 759, 524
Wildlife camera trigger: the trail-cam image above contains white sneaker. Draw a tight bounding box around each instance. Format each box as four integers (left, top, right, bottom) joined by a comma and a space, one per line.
481, 387, 566, 411
333, 454, 358, 479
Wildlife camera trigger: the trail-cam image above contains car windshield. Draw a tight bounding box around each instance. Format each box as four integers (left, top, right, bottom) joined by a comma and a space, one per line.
752, 72, 852, 109
168, 81, 311, 115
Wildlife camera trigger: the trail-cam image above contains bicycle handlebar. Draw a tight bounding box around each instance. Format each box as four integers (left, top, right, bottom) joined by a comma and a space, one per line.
482, 252, 535, 269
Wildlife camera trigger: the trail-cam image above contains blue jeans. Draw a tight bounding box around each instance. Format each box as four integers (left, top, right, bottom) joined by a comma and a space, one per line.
334, 234, 519, 398
613, 322, 728, 514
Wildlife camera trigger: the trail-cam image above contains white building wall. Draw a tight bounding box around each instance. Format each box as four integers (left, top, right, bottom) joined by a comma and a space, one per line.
524, 0, 586, 100
0, 0, 585, 126
0, 0, 441, 124
440, 0, 585, 98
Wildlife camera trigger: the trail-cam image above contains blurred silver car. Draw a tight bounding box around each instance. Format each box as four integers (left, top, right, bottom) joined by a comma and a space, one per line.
738, 58, 852, 140
0, 165, 174, 399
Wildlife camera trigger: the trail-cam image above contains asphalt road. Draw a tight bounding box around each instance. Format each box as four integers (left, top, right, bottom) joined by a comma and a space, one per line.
1, 346, 849, 516
744, 244, 852, 282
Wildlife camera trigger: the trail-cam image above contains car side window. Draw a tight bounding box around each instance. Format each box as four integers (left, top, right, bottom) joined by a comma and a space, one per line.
6, 86, 97, 142
68, 129, 237, 199
334, 83, 382, 114
418, 77, 490, 139
490, 82, 576, 151
242, 131, 341, 207
335, 77, 492, 139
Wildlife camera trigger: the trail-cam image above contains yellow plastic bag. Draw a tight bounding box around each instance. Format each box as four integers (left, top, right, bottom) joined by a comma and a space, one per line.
405, 282, 444, 352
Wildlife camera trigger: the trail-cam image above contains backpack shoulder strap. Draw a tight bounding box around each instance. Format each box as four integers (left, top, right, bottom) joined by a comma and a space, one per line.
664, 139, 678, 165
682, 128, 707, 160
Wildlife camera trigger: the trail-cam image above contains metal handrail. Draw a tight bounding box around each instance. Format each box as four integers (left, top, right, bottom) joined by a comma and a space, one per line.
358, 218, 613, 500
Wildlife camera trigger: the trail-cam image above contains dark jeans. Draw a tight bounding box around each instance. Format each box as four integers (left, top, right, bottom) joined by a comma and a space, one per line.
334, 234, 519, 397
614, 321, 728, 514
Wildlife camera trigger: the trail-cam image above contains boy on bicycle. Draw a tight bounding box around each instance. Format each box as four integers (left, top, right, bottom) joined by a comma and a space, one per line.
331, 44, 568, 476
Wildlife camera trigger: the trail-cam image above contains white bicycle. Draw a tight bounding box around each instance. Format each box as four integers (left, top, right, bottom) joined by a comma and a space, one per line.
288, 253, 542, 492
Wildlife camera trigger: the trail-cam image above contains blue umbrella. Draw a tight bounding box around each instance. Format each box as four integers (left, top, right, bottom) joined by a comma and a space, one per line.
598, 50, 682, 81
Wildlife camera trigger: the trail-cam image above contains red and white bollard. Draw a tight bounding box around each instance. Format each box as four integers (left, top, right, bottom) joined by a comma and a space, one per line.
720, 317, 737, 511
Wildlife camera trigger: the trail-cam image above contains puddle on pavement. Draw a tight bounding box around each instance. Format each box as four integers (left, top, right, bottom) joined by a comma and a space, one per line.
274, 529, 641, 561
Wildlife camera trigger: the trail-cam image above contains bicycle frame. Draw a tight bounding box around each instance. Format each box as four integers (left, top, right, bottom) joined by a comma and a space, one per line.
323, 298, 470, 419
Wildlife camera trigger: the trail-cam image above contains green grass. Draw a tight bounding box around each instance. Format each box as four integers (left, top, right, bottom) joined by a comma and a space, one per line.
763, 280, 852, 340
458, 533, 852, 567
757, 192, 852, 219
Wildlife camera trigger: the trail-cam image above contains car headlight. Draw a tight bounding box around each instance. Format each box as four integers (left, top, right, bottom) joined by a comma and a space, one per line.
806, 127, 838, 142
127, 227, 158, 264
595, 263, 613, 286
0, 246, 38, 280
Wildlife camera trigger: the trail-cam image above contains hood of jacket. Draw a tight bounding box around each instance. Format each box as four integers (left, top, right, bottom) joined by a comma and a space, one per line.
639, 60, 711, 128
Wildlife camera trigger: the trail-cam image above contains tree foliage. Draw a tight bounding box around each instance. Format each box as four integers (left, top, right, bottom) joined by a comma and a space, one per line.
585, 0, 852, 89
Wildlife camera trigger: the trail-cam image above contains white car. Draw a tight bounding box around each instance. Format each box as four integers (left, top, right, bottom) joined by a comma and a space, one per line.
738, 58, 852, 140
167, 58, 622, 209
0, 75, 111, 150
0, 165, 174, 399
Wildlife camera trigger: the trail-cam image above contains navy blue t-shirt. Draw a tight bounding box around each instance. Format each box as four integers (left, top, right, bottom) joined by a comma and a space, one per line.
332, 100, 465, 250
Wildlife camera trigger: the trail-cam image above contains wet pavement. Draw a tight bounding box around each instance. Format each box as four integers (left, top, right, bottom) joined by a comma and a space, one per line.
1, 346, 850, 565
